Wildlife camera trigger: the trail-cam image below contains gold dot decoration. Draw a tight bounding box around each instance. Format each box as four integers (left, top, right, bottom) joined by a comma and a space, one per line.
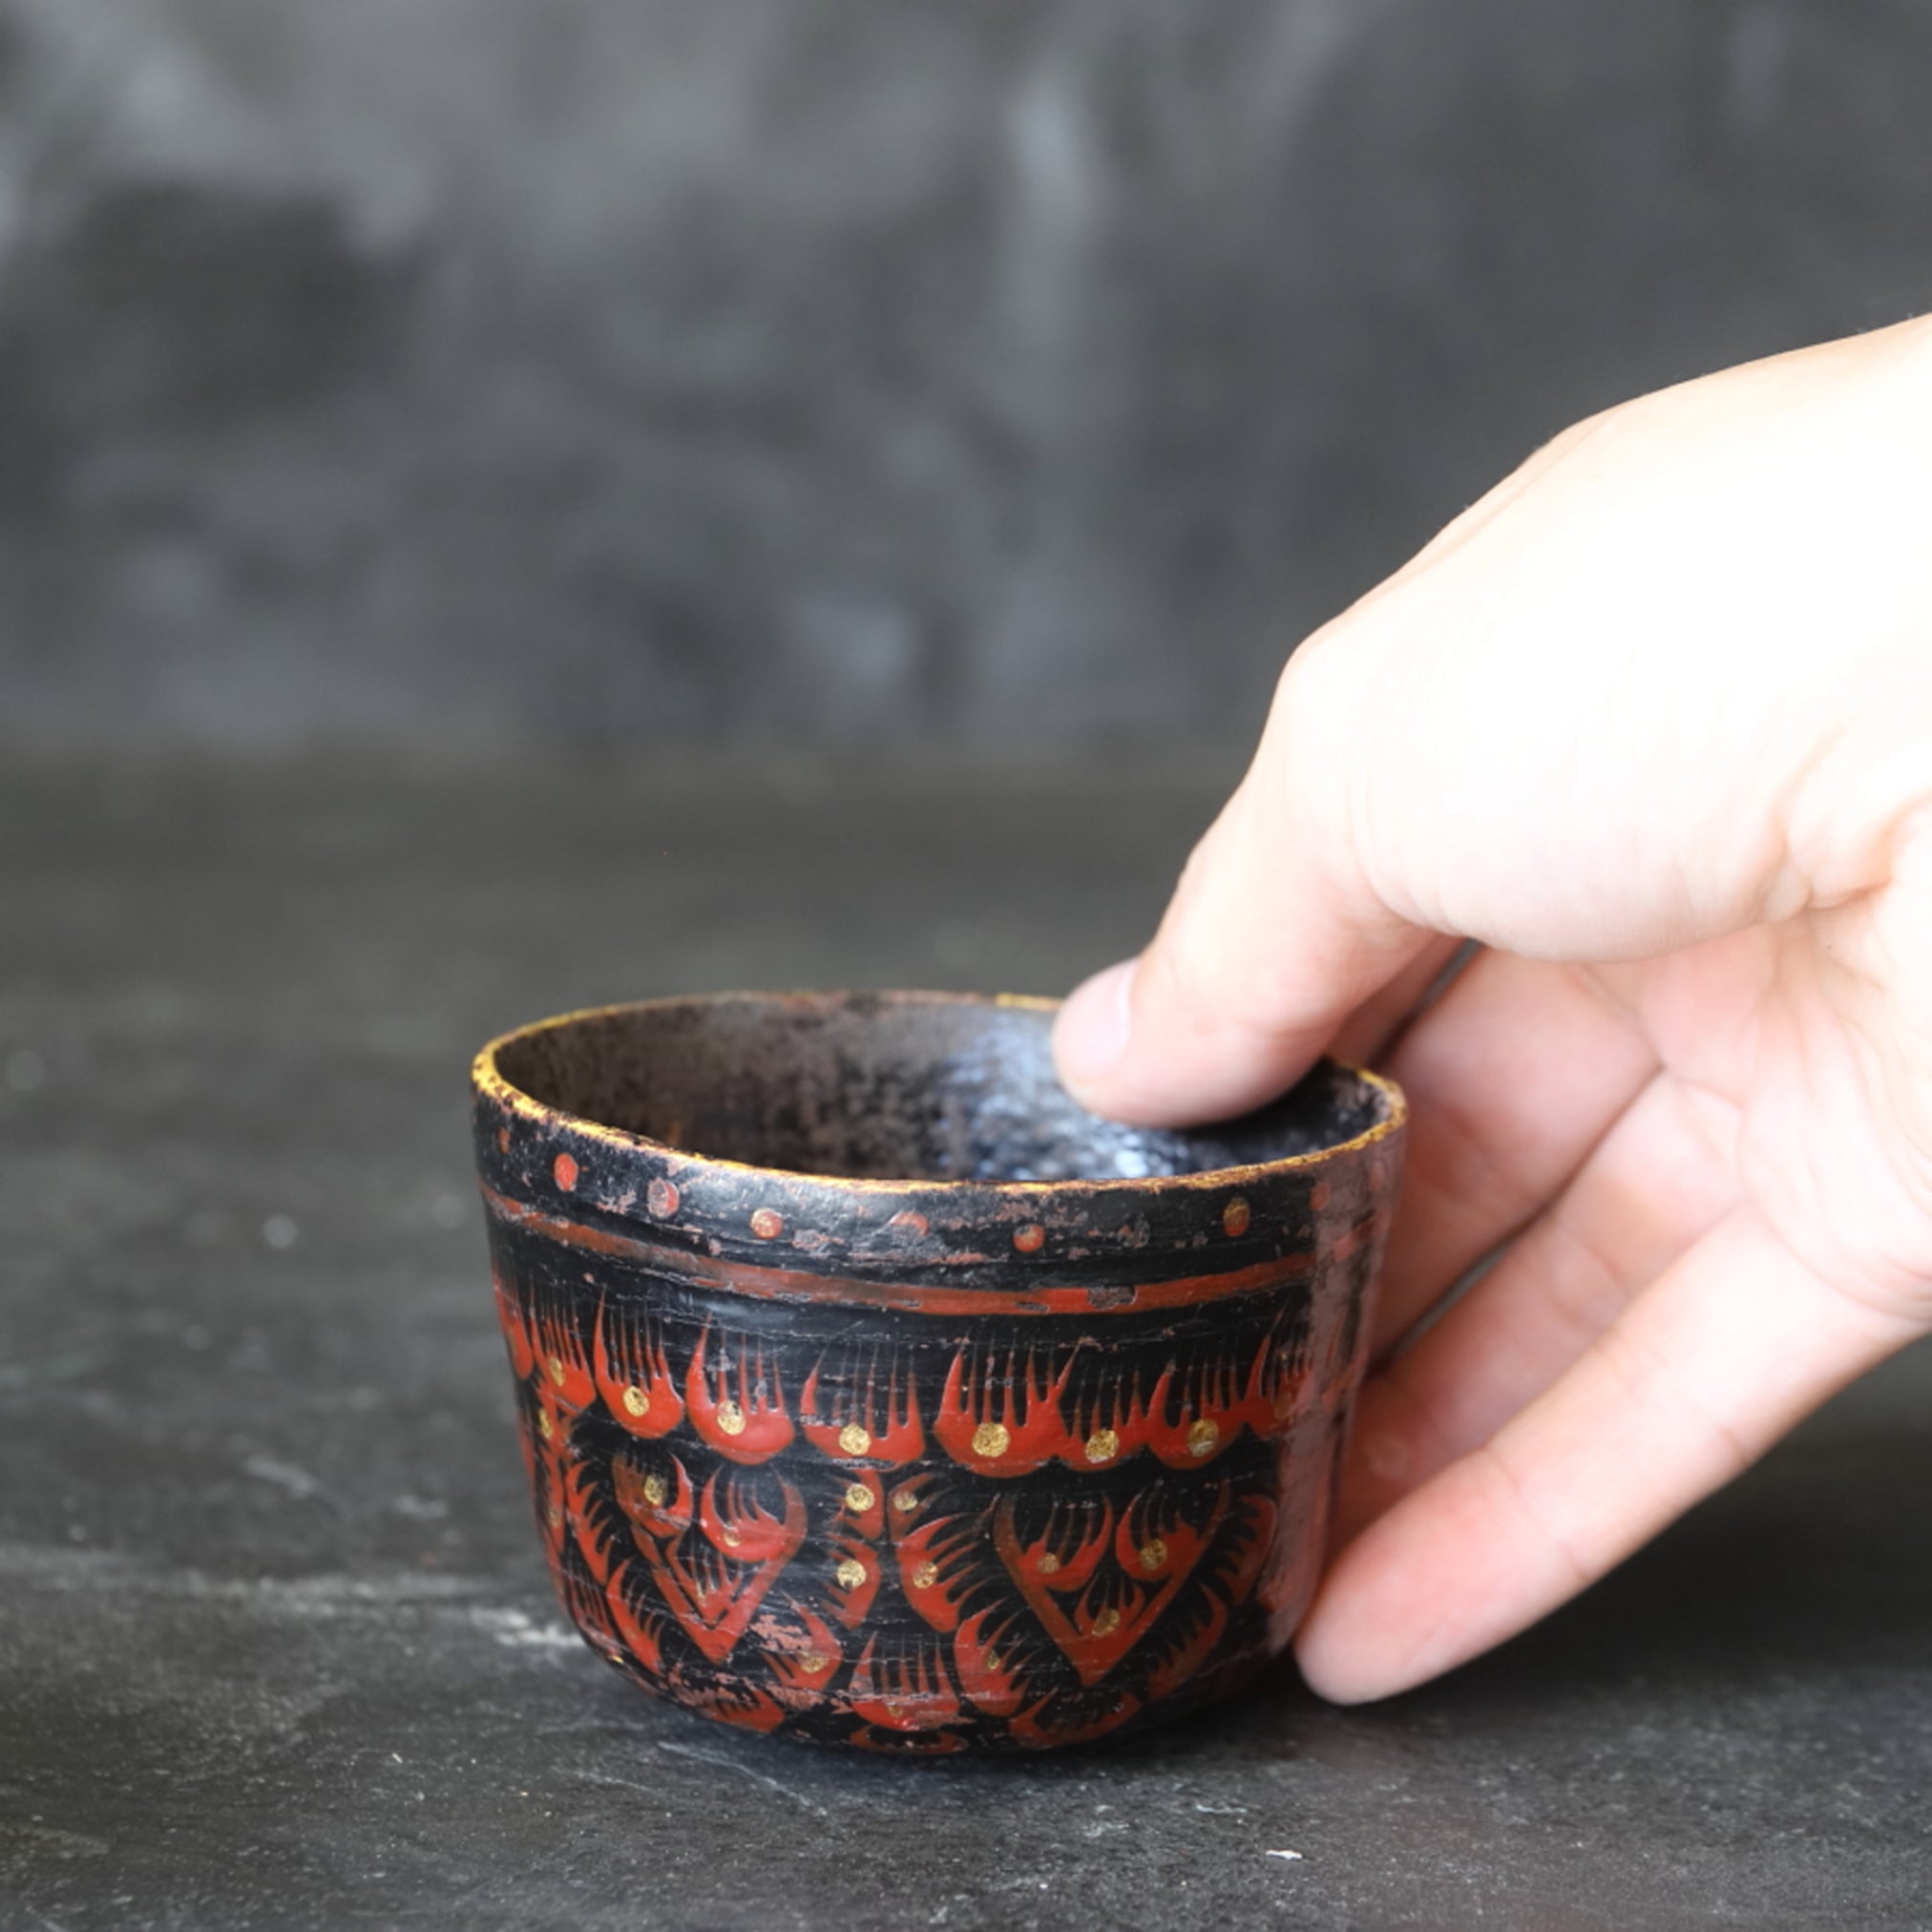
983, 1650, 1003, 1675
620, 1384, 650, 1418
892, 1486, 921, 1515
546, 1355, 565, 1387
1083, 1428, 1120, 1464
1091, 1607, 1121, 1637
971, 1421, 1011, 1460
838, 1422, 872, 1456
716, 1400, 747, 1437
536, 1409, 554, 1442
800, 1651, 829, 1675
1222, 1196, 1251, 1238
720, 1522, 743, 1548
1012, 1223, 1045, 1253
912, 1560, 939, 1590
845, 1481, 873, 1513
749, 1207, 785, 1240
546, 1502, 563, 1528
1186, 1418, 1221, 1457
1138, 1538, 1168, 1573
1037, 1552, 1060, 1576
835, 1557, 867, 1591
641, 1473, 668, 1507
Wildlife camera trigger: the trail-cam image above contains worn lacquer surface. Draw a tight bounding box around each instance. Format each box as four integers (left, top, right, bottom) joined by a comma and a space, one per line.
472, 992, 1403, 1752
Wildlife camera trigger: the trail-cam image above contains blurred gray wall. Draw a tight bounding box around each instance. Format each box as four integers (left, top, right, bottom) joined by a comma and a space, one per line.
0, 0, 1927, 748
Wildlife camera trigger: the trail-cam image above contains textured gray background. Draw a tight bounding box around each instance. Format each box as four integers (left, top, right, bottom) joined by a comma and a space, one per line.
2, 0, 1930, 747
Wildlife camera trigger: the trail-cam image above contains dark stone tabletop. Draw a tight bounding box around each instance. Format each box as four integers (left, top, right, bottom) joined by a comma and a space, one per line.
4, 755, 1929, 1932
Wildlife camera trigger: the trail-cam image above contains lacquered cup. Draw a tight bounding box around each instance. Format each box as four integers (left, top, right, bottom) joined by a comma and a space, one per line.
472, 992, 1404, 1754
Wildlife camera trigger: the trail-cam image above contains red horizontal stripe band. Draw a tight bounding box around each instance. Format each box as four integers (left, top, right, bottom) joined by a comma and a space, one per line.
480, 1186, 1329, 1316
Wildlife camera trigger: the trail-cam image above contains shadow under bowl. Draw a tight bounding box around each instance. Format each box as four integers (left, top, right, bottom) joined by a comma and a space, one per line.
472, 991, 1404, 1754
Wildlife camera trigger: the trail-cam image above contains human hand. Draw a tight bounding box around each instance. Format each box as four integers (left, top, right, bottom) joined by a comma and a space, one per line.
1053, 316, 1932, 1703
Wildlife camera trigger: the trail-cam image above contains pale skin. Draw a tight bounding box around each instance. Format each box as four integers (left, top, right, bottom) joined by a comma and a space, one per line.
1051, 313, 1932, 1705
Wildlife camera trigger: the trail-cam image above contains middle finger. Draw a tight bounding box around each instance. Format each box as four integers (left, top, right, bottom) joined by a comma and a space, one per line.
1374, 949, 1659, 1354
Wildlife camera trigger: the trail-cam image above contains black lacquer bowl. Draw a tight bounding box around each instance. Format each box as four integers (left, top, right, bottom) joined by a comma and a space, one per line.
472, 992, 1405, 1754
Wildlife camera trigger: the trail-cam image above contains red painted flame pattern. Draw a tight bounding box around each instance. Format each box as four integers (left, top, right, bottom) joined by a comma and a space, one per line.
493, 1264, 534, 1381
684, 1327, 795, 1464
934, 1348, 1080, 1477
620, 1461, 808, 1667
799, 1356, 924, 1466
951, 1606, 1031, 1718
825, 1529, 882, 1631
848, 1634, 962, 1733
755, 1601, 846, 1703
490, 1247, 1338, 1749
1006, 1690, 1143, 1750
995, 1483, 1233, 1688
530, 1301, 597, 1415
931, 1333, 1312, 1483
594, 1301, 685, 1439
889, 1506, 979, 1635
675, 1675, 788, 1734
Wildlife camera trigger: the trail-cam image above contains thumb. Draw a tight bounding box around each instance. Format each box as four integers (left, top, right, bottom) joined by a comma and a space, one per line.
1053, 634, 1433, 1126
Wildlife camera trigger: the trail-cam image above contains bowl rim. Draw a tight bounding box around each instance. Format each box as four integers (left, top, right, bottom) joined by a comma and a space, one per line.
472, 989, 1406, 1199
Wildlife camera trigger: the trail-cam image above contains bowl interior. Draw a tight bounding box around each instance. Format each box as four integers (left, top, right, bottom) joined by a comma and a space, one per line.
493, 995, 1389, 1186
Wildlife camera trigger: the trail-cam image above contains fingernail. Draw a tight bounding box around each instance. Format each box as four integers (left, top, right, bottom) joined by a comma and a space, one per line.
1054, 958, 1137, 1099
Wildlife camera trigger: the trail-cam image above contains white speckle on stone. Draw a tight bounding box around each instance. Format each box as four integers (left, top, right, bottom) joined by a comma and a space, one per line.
262, 1213, 299, 1250
1265, 1848, 1305, 1861
243, 1455, 325, 1500
469, 1606, 581, 1651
